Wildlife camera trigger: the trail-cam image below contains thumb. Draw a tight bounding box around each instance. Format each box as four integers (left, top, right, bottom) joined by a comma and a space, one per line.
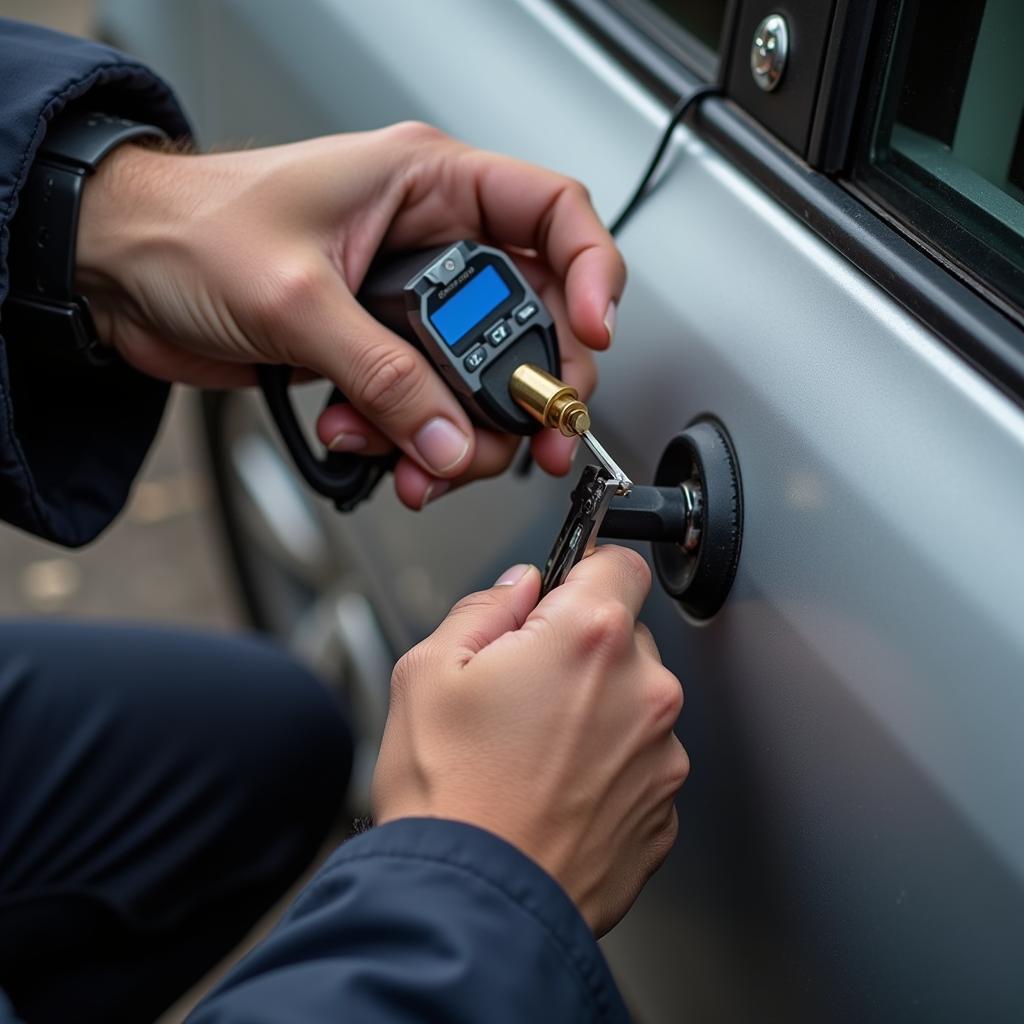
315, 298, 476, 478
430, 565, 541, 663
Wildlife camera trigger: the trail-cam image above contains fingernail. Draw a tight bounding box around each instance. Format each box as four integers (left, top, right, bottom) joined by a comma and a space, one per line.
569, 437, 581, 462
603, 300, 617, 343
327, 432, 368, 453
420, 479, 451, 509
495, 564, 530, 587
414, 417, 470, 474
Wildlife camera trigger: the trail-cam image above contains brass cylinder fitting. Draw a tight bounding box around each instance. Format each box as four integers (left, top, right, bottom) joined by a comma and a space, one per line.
509, 363, 591, 437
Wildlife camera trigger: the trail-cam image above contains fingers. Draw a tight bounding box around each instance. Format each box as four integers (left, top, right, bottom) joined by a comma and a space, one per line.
316, 402, 394, 455
384, 141, 626, 353
457, 149, 626, 351
566, 545, 652, 619
393, 458, 444, 510
301, 293, 476, 478
529, 430, 579, 480
539, 545, 653, 623
633, 621, 660, 661
426, 564, 541, 664
392, 430, 520, 509
103, 321, 258, 389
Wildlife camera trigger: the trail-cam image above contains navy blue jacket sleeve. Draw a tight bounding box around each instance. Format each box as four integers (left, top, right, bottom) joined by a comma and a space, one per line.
0, 992, 20, 1024
0, 18, 191, 546
190, 819, 630, 1023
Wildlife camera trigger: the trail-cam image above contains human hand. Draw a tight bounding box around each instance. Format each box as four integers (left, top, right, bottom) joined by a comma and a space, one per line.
371, 546, 687, 936
75, 123, 625, 509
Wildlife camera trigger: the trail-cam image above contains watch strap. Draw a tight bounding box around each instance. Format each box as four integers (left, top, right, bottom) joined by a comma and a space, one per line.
39, 111, 168, 173
4, 111, 168, 366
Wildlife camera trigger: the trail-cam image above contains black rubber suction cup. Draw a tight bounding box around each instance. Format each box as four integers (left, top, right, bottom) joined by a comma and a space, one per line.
652, 417, 742, 619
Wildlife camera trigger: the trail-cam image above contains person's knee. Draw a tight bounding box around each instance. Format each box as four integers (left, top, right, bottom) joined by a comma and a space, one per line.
115, 627, 355, 859
221, 634, 354, 827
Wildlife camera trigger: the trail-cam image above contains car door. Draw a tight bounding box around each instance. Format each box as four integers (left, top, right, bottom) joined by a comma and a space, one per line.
101, 1, 1024, 1020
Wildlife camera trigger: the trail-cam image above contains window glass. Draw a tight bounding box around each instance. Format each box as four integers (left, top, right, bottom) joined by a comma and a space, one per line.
864, 0, 1024, 313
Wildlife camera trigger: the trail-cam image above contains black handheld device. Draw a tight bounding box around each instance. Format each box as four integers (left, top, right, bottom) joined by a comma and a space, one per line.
258, 241, 560, 511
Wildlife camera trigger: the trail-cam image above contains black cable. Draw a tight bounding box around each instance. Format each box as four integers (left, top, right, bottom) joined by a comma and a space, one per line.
518, 85, 717, 480
608, 84, 719, 237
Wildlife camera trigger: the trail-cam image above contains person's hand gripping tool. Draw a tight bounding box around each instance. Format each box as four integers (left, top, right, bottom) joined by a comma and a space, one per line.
256, 241, 695, 594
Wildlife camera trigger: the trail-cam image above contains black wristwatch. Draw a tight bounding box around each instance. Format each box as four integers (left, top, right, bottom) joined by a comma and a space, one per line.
4, 110, 168, 366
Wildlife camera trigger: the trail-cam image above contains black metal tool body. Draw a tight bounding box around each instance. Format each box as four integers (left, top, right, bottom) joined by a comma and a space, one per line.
258, 241, 560, 511
541, 468, 691, 598
542, 418, 743, 617
541, 465, 619, 596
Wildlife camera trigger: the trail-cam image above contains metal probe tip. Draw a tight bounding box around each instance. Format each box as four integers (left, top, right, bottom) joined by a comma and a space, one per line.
580, 429, 632, 494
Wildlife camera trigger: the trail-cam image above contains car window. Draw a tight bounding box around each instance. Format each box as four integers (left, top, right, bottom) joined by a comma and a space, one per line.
858, 0, 1024, 320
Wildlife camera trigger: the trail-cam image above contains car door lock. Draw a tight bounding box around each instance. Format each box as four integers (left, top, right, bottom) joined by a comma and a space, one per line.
546, 417, 743, 619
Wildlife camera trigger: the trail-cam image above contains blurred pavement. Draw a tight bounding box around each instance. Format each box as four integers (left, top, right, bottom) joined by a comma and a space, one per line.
0, 0, 93, 36
0, 390, 242, 631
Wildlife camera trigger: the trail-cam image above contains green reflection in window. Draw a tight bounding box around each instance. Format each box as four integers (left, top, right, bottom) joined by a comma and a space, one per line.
885, 0, 1024, 227
870, 0, 1024, 311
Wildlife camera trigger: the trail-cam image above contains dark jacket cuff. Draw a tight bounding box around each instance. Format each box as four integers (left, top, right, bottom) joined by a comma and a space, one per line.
192, 818, 629, 1023
0, 18, 191, 545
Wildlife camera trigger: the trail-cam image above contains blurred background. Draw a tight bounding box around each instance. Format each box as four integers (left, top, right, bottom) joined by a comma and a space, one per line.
0, 1, 241, 632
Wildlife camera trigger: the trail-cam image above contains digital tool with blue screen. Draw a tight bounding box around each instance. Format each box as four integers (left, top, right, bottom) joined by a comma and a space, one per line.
345, 240, 561, 437
429, 265, 511, 345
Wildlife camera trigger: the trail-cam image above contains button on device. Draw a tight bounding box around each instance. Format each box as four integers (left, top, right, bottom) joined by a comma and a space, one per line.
515, 301, 538, 325
463, 345, 487, 372
486, 320, 512, 346
424, 247, 465, 286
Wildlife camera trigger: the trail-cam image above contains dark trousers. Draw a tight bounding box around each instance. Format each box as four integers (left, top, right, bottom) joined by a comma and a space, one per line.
0, 620, 352, 1023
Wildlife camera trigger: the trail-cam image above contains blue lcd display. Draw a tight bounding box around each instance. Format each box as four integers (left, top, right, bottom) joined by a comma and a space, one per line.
429, 265, 511, 346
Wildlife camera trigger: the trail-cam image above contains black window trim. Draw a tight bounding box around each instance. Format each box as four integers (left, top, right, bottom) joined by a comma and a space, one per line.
555, 0, 1024, 407
600, 0, 724, 83
555, 0, 709, 102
